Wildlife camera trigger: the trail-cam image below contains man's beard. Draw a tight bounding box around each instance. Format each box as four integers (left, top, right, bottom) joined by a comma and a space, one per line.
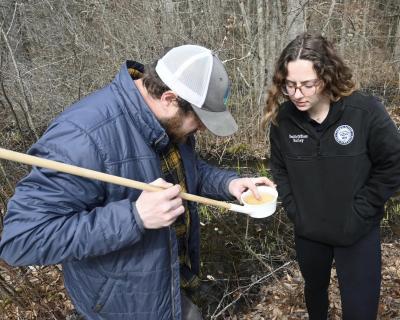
159, 110, 194, 144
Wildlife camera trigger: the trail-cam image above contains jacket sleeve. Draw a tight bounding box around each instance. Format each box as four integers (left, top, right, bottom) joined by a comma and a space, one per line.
269, 124, 297, 221
196, 157, 238, 201
354, 98, 400, 218
0, 121, 144, 266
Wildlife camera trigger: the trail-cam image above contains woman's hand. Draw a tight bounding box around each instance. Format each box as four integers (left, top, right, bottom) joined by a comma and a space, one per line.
228, 177, 276, 202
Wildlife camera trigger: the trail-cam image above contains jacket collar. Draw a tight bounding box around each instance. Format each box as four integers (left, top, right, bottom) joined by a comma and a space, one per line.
112, 61, 170, 153
283, 97, 345, 134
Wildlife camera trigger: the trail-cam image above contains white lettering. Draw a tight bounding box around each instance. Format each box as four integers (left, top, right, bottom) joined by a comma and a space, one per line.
289, 134, 308, 143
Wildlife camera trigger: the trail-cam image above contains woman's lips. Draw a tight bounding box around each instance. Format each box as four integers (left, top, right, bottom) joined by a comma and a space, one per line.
294, 100, 308, 108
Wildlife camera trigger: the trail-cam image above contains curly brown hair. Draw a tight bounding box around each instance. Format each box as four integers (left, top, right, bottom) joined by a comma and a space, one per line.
261, 33, 356, 127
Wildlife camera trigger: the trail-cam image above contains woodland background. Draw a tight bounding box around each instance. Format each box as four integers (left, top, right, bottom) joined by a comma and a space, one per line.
0, 0, 399, 319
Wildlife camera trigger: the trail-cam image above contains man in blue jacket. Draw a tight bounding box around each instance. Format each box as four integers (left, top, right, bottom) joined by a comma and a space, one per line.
0, 45, 274, 320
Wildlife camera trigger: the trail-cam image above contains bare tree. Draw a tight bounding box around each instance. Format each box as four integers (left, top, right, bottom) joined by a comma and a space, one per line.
286, 0, 306, 42
0, 3, 399, 317
256, 0, 266, 107
393, 11, 400, 63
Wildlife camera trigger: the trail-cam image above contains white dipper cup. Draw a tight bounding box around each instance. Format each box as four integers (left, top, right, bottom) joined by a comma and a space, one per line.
240, 185, 278, 218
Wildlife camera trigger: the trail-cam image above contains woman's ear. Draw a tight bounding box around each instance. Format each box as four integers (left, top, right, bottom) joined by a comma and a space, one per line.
318, 79, 326, 93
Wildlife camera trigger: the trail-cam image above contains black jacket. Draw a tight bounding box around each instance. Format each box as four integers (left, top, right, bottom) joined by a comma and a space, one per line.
270, 91, 400, 246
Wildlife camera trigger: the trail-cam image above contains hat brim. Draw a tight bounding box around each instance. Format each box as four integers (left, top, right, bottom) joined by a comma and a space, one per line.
192, 106, 238, 137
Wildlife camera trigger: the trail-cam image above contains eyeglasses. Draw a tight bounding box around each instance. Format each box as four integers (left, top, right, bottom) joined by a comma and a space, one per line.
282, 79, 321, 97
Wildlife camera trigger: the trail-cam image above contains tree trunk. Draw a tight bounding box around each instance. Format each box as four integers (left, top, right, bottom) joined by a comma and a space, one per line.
322, 0, 337, 35
239, 0, 257, 96
359, 0, 369, 69
160, 0, 176, 46
267, 1, 281, 77
187, 0, 196, 39
339, 0, 348, 56
286, 0, 306, 43
256, 0, 266, 107
393, 13, 400, 62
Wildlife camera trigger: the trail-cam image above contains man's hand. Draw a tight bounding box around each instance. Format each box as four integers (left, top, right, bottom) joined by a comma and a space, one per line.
135, 178, 185, 229
228, 176, 276, 202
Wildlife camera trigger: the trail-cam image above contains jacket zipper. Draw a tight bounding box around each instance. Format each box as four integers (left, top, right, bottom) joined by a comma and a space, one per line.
290, 115, 330, 158
168, 226, 176, 320
317, 140, 321, 156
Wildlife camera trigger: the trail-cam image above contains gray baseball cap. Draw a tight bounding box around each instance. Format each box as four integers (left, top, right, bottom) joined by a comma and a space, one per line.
155, 45, 238, 136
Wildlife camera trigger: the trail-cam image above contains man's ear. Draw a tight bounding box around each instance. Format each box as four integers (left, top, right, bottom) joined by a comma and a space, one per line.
160, 91, 178, 108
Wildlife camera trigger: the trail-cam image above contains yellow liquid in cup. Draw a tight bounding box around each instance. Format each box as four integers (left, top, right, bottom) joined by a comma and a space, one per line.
244, 192, 275, 205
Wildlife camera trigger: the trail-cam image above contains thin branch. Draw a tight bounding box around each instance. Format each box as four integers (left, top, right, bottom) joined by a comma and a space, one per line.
322, 0, 336, 35
236, 67, 251, 88
0, 273, 28, 309
223, 51, 251, 64
6, 2, 19, 36
0, 160, 13, 192
0, 82, 27, 150
20, 47, 90, 77
211, 261, 294, 319
239, 1, 252, 39
0, 187, 8, 218
0, 25, 38, 140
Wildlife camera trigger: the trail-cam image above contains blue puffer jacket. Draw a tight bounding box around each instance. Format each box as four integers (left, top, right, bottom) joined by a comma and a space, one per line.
0, 61, 238, 319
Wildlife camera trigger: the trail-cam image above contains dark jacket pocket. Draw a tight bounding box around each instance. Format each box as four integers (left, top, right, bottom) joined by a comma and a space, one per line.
285, 200, 297, 223
91, 269, 171, 317
92, 277, 114, 313
343, 206, 375, 246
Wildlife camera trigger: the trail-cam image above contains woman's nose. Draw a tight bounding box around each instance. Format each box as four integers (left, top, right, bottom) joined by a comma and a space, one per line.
293, 87, 304, 99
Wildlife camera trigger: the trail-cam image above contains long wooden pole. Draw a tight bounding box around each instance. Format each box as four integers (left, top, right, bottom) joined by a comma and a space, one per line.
0, 147, 239, 211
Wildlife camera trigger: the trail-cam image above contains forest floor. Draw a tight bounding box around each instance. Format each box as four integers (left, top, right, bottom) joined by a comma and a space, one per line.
237, 240, 400, 320
0, 106, 399, 319
2, 192, 400, 320
195, 205, 400, 320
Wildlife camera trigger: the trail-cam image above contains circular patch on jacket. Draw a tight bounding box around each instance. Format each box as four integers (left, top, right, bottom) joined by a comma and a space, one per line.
334, 125, 354, 145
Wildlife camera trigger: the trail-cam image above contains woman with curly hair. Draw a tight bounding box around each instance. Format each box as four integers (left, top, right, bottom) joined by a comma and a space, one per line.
262, 33, 400, 319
